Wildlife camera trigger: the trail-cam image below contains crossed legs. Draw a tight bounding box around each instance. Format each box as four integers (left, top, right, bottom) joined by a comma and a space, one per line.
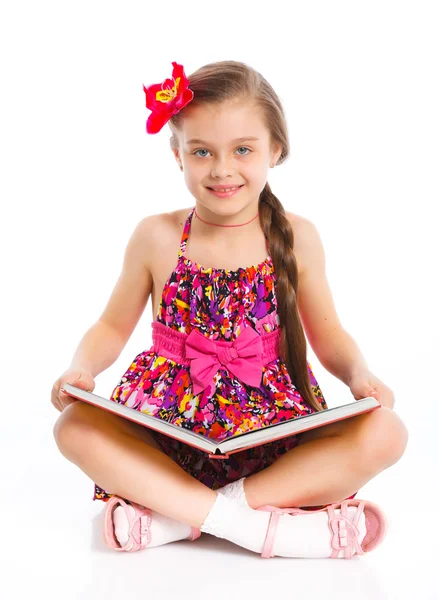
53, 402, 408, 530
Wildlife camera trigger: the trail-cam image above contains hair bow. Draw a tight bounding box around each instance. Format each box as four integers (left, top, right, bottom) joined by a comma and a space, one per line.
143, 61, 194, 134
185, 326, 264, 395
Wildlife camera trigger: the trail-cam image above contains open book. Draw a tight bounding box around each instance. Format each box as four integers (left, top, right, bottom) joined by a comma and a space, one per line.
61, 383, 381, 459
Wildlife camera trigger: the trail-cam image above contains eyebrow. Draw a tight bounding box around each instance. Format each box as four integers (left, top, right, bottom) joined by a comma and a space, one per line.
185, 136, 260, 145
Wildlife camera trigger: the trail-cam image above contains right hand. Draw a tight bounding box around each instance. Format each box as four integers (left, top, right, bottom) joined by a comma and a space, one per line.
51, 369, 96, 413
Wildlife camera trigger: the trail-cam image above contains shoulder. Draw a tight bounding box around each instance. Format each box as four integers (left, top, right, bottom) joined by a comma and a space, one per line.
138, 207, 190, 233
285, 210, 314, 233
286, 211, 321, 240
284, 211, 327, 278
284, 211, 322, 276
133, 207, 191, 267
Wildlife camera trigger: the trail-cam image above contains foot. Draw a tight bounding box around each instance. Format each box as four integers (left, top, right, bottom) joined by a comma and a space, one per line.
104, 496, 201, 552
258, 498, 387, 559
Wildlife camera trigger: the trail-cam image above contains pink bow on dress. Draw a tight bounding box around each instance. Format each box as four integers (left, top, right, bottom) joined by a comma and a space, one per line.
185, 326, 264, 395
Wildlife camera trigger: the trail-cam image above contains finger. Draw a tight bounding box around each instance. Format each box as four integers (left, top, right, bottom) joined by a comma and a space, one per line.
51, 384, 60, 406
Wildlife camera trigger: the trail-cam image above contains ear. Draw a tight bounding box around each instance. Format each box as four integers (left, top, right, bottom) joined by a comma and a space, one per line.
170, 144, 183, 170
271, 142, 283, 167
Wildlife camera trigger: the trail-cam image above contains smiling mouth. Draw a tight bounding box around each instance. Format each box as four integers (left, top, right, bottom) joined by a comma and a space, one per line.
207, 185, 245, 190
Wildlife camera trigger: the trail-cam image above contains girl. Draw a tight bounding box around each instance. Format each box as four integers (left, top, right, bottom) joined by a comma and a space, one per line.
51, 60, 409, 559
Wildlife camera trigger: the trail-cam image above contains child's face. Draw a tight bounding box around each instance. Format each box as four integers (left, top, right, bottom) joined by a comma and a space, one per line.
172, 100, 282, 211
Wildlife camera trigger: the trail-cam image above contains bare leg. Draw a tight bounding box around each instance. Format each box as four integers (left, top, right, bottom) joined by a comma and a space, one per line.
243, 407, 409, 510
244, 434, 373, 509
53, 402, 217, 529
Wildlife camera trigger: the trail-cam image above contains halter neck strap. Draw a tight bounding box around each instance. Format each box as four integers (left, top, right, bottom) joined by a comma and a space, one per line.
178, 205, 269, 259
178, 206, 195, 259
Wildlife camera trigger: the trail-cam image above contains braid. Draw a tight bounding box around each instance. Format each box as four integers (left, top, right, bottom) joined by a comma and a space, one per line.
259, 184, 324, 412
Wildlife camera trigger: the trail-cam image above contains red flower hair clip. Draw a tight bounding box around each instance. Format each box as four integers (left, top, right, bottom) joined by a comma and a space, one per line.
143, 61, 194, 134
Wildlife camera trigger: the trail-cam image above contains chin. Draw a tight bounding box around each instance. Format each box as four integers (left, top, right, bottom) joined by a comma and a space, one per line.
201, 200, 258, 216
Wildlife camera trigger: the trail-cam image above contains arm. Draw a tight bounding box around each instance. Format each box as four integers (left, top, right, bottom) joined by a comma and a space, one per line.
310, 326, 370, 386
69, 320, 129, 378
68, 216, 155, 378
293, 217, 369, 386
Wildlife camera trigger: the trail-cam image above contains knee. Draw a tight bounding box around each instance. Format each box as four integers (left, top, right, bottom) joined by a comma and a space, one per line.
357, 406, 409, 471
53, 401, 100, 458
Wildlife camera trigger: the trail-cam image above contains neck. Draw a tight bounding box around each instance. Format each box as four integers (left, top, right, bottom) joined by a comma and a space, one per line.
193, 204, 260, 230
189, 204, 269, 255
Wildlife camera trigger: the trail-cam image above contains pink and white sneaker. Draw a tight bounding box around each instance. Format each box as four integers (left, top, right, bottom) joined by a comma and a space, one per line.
257, 498, 388, 559
103, 495, 202, 552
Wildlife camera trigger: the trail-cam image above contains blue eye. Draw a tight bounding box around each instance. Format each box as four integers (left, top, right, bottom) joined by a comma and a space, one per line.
193, 147, 251, 158
193, 149, 209, 157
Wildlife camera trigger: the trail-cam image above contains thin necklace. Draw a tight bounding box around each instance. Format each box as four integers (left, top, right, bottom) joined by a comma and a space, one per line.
194, 207, 259, 227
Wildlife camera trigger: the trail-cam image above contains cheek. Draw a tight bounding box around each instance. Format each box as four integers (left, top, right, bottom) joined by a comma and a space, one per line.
185, 171, 202, 186
184, 173, 205, 196
185, 163, 205, 179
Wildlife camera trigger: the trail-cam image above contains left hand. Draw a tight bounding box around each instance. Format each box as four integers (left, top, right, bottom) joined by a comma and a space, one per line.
348, 370, 395, 409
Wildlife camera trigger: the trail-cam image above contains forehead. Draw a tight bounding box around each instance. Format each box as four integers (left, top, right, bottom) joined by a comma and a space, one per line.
180, 101, 270, 146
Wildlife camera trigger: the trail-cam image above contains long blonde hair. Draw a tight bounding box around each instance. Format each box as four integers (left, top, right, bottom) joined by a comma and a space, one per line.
169, 60, 323, 413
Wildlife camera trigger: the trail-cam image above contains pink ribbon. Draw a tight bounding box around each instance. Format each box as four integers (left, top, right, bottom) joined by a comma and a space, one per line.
185, 326, 264, 395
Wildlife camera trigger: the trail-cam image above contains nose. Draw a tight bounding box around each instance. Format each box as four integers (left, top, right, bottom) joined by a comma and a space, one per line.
210, 154, 234, 180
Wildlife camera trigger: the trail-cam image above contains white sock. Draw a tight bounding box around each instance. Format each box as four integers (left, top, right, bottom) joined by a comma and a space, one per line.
113, 503, 193, 548
217, 477, 251, 508
200, 492, 367, 558
114, 477, 250, 549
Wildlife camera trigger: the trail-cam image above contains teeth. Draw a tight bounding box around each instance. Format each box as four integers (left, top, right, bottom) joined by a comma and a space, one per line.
213, 187, 238, 192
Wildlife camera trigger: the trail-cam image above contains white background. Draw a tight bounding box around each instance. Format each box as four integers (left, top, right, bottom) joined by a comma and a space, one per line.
1, 1, 438, 598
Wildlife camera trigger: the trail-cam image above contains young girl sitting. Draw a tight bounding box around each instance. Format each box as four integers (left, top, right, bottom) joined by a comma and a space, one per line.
51, 60, 409, 559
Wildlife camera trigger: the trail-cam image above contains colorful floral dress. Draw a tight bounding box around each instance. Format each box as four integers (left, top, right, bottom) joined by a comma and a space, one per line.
93, 206, 356, 510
